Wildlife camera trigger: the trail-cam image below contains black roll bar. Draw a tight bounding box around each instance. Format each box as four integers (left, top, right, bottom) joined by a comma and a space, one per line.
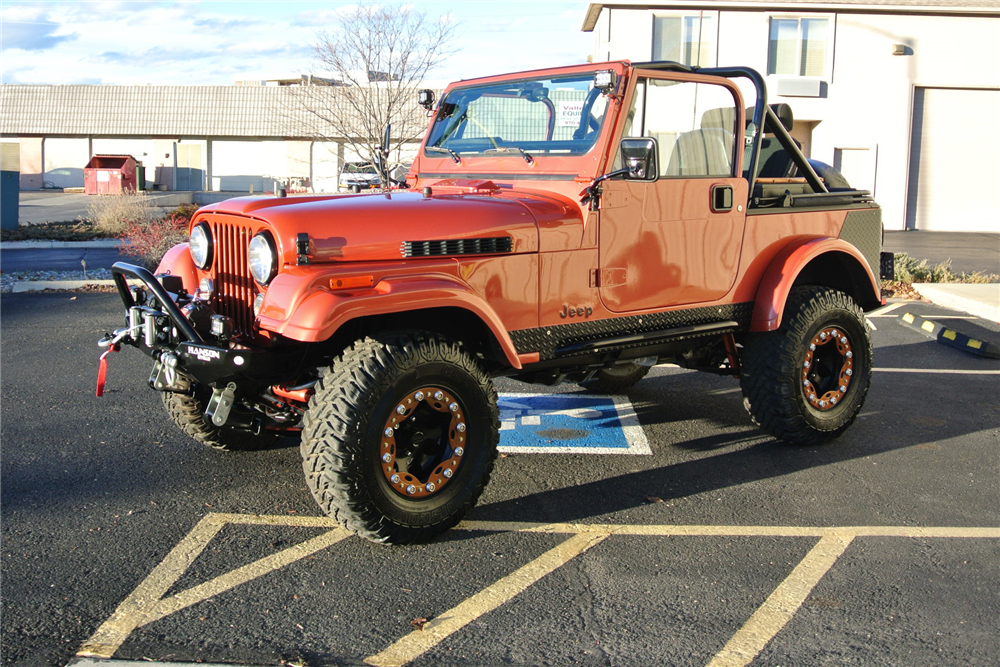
630, 61, 828, 195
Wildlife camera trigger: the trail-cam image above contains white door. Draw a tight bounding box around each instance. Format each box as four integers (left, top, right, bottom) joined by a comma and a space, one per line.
906, 88, 1000, 232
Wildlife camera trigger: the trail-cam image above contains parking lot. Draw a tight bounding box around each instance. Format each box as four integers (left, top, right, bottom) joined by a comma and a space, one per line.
2, 292, 998, 667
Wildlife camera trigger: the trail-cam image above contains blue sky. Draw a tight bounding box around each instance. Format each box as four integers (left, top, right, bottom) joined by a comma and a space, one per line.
0, 1, 594, 85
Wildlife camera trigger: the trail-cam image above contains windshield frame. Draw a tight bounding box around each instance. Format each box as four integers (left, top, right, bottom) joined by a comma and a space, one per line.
423, 71, 614, 161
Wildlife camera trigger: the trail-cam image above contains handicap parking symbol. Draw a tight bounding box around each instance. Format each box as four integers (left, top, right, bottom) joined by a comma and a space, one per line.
497, 393, 651, 455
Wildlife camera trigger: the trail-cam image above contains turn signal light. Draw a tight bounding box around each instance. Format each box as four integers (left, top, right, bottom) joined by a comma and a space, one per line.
330, 275, 374, 290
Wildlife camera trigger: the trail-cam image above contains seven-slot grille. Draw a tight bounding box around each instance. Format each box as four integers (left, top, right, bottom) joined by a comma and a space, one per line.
209, 220, 257, 335
401, 237, 513, 258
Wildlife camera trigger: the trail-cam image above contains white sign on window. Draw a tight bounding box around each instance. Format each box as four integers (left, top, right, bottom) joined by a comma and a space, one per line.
557, 101, 584, 127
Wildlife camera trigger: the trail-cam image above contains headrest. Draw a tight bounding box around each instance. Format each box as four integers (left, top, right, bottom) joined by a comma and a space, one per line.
700, 107, 736, 130
745, 103, 794, 133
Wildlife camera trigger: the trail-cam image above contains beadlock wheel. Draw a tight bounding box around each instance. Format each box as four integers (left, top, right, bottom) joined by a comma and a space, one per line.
380, 387, 468, 499
300, 332, 499, 544
740, 286, 873, 445
802, 326, 855, 411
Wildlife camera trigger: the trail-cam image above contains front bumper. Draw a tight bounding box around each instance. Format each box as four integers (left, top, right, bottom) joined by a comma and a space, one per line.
105, 262, 302, 389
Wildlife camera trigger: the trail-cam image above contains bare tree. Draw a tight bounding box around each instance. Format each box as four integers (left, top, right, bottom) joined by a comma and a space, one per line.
298, 3, 456, 180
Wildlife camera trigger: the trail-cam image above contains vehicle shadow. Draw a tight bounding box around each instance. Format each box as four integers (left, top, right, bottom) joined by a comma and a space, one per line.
473, 346, 999, 526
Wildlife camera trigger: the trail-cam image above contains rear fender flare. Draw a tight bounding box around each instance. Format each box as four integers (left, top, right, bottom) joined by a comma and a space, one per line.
259, 273, 525, 369
154, 243, 199, 295
751, 237, 880, 331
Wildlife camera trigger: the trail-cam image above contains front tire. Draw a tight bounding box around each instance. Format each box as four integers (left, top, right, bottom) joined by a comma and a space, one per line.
740, 287, 872, 445
301, 332, 499, 544
162, 388, 263, 451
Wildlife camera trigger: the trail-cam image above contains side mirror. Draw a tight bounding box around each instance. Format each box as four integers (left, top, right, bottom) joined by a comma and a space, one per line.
418, 89, 436, 110
619, 138, 658, 181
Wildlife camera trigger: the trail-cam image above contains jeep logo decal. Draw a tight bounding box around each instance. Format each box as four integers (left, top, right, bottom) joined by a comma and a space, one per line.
560, 304, 593, 319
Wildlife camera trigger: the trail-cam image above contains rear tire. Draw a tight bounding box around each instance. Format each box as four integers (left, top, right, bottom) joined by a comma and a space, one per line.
581, 363, 651, 393
162, 388, 263, 451
301, 332, 499, 544
740, 286, 872, 445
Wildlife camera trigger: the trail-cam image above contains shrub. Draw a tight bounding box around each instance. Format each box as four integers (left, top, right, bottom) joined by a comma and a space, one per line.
83, 191, 160, 236
893, 253, 997, 284
118, 211, 189, 270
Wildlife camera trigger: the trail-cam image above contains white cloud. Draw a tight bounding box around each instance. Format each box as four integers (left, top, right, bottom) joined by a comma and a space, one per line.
1, 1, 593, 86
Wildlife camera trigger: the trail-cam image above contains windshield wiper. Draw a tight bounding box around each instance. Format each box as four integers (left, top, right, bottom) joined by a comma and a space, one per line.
484, 146, 533, 164
425, 146, 462, 164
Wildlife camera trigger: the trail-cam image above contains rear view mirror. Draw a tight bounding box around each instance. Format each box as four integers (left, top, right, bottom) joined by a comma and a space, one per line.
619, 138, 658, 181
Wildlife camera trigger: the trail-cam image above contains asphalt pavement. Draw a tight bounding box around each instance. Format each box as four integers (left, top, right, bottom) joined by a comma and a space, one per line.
2, 292, 998, 667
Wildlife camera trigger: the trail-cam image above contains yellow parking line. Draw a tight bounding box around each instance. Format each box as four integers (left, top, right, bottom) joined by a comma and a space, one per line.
706, 534, 854, 667
139, 528, 350, 626
78, 514, 349, 659
214, 512, 339, 528
867, 302, 907, 317
77, 514, 226, 658
457, 521, 1000, 539
364, 531, 609, 667
874, 368, 1000, 375
78, 513, 1000, 662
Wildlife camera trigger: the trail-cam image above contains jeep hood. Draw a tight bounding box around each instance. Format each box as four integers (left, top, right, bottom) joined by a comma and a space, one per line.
199, 189, 568, 264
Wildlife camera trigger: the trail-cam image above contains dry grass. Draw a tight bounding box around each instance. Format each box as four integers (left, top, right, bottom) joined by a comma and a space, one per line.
84, 191, 160, 236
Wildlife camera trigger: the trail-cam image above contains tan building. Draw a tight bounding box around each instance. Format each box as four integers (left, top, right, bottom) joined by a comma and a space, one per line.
582, 0, 1000, 231
0, 84, 423, 195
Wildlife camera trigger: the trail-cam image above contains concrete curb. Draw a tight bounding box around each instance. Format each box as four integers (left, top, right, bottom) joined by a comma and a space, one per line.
912, 283, 1000, 323
898, 311, 1000, 358
1, 239, 121, 249
11, 280, 116, 292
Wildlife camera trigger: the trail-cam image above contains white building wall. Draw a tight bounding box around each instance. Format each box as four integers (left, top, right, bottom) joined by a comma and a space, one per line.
210, 140, 287, 193
312, 141, 342, 193
594, 6, 1000, 231
43, 137, 89, 188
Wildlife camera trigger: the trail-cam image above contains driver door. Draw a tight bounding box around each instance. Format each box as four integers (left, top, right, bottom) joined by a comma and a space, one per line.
599, 75, 747, 313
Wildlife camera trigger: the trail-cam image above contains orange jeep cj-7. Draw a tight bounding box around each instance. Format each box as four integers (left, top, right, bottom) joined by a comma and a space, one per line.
98, 61, 893, 543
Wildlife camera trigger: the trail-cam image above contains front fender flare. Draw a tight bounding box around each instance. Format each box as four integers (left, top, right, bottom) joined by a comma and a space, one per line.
751, 237, 881, 331
154, 242, 199, 295
257, 271, 525, 369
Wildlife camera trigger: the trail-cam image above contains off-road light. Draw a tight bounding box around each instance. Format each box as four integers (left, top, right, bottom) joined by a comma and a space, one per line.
418, 89, 436, 109
248, 231, 278, 285
594, 69, 617, 93
209, 314, 233, 339
189, 223, 213, 269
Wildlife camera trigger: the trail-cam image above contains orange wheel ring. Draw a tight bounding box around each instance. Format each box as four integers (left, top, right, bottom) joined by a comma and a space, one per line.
801, 326, 854, 411
380, 386, 467, 498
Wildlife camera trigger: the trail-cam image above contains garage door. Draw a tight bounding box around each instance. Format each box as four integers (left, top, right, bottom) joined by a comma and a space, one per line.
906, 88, 1000, 231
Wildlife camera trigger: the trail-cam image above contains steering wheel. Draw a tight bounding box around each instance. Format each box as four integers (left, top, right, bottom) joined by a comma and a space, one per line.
573, 88, 604, 141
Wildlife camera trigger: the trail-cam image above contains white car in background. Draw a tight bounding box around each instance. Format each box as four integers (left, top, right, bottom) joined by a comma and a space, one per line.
339, 162, 380, 190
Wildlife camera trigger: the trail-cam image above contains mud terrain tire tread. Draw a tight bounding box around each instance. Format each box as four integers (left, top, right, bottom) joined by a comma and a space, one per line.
162, 390, 263, 451
740, 286, 872, 446
300, 332, 499, 544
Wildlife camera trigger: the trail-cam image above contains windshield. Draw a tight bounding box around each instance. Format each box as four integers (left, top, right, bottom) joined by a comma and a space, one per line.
424, 73, 611, 158
343, 163, 376, 174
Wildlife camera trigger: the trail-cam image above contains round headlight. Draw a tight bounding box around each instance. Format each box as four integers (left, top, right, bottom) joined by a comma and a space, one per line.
248, 231, 278, 285
189, 223, 212, 269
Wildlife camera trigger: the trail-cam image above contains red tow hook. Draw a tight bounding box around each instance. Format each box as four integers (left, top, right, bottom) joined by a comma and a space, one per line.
96, 344, 120, 397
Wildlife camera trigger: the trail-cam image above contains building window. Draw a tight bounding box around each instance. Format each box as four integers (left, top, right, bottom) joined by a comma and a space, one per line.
768, 17, 830, 77
653, 14, 714, 67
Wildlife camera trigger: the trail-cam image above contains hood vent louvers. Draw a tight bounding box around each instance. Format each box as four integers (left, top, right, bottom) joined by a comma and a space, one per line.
402, 237, 513, 258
